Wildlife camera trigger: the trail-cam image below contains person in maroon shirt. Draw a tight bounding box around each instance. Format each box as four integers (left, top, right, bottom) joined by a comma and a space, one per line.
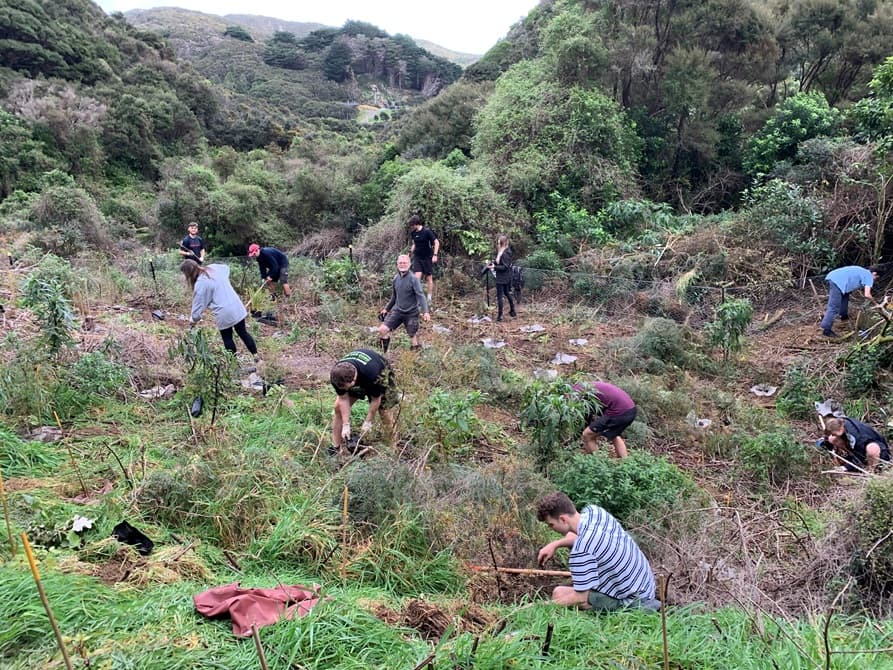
572, 381, 637, 458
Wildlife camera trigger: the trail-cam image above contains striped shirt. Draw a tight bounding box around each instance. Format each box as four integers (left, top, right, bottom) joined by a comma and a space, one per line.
570, 505, 656, 603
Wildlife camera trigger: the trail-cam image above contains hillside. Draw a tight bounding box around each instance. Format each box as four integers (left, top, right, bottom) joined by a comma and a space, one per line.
123, 8, 464, 116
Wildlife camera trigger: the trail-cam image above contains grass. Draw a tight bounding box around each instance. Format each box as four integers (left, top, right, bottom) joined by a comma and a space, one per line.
5, 247, 893, 669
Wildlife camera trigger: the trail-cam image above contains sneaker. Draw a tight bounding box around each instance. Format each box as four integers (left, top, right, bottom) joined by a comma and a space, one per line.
822, 329, 837, 337
838, 314, 849, 321
509, 311, 517, 318
496, 315, 503, 322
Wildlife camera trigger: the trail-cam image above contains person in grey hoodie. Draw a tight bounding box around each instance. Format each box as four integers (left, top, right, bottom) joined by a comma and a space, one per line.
378, 254, 430, 352
181, 260, 258, 359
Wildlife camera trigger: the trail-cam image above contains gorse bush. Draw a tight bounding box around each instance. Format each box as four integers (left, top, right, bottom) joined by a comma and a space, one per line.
552, 452, 704, 528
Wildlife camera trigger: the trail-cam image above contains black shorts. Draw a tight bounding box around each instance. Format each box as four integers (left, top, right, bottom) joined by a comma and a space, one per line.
588, 407, 637, 439
382, 311, 419, 336
412, 256, 434, 277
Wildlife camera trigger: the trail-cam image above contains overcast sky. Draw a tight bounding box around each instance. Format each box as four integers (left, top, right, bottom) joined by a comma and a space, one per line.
95, 1, 541, 54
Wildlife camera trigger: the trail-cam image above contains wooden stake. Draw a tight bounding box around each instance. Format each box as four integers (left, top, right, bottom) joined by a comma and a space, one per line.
53, 411, 87, 498
659, 574, 670, 670
0, 465, 14, 555
22, 533, 73, 670
251, 624, 270, 670
487, 538, 504, 600
468, 565, 572, 578
340, 486, 349, 580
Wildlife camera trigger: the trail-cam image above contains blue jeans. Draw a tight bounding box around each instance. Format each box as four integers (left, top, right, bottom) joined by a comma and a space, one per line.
820, 282, 849, 331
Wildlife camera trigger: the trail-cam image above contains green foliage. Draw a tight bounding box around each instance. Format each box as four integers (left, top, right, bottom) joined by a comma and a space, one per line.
342, 458, 419, 529
0, 110, 61, 198
843, 343, 882, 396
386, 163, 515, 254
20, 271, 75, 356
520, 379, 585, 472
705, 298, 753, 361
533, 192, 610, 257
552, 452, 704, 528
320, 257, 362, 301
745, 92, 841, 176
25, 185, 109, 256
521, 249, 562, 291
263, 32, 306, 70
223, 25, 253, 42
0, 424, 63, 477
170, 329, 237, 422
852, 477, 893, 595
595, 198, 678, 237
851, 56, 893, 142
776, 361, 823, 419
473, 58, 642, 211
397, 82, 491, 159
741, 178, 832, 274
611, 318, 698, 374
422, 390, 482, 457
67, 351, 129, 396
739, 430, 810, 487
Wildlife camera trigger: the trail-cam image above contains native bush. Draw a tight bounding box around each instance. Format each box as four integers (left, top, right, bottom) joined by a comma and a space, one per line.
533, 192, 610, 257
843, 343, 883, 396
320, 256, 362, 301
421, 390, 483, 458
738, 429, 811, 487
170, 328, 237, 424
25, 184, 109, 256
552, 452, 704, 528
522, 248, 562, 291
20, 271, 75, 356
520, 379, 586, 473
704, 298, 753, 361
776, 361, 824, 419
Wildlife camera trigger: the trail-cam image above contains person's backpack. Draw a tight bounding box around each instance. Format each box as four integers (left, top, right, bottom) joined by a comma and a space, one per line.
511, 265, 524, 297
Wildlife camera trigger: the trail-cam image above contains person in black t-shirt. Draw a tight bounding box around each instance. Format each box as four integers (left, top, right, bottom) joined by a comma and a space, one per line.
179, 222, 206, 264
409, 214, 439, 304
330, 348, 398, 453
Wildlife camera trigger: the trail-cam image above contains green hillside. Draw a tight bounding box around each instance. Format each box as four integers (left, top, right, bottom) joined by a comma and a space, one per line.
3, 0, 893, 666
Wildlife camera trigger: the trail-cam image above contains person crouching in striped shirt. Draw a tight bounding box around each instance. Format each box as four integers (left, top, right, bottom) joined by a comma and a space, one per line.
536, 492, 660, 611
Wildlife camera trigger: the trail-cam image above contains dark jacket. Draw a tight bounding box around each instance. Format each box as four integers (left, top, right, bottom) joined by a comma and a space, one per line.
256, 247, 288, 281
494, 248, 513, 286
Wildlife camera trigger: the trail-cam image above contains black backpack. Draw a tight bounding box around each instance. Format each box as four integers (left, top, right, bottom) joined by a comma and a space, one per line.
511, 265, 524, 292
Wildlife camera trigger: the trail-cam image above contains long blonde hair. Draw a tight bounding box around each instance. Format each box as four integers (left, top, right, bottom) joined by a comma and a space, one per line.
180, 259, 211, 291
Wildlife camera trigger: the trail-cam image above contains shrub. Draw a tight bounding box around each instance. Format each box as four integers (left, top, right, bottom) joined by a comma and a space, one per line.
776, 361, 823, 419
421, 390, 483, 458
552, 452, 705, 528
704, 298, 753, 361
26, 185, 109, 256
320, 257, 362, 301
843, 343, 882, 396
520, 379, 587, 472
522, 248, 563, 291
341, 458, 420, 528
738, 430, 810, 486
851, 477, 893, 596
611, 317, 698, 373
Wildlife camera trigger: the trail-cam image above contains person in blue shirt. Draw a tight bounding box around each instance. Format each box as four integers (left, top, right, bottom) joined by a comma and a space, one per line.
820, 265, 879, 337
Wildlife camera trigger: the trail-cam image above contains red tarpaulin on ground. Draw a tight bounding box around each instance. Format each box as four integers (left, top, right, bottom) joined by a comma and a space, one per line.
194, 582, 320, 637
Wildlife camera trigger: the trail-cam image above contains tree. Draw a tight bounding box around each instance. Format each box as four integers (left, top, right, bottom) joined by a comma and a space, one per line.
223, 25, 253, 42
323, 39, 353, 82
744, 91, 840, 176
263, 32, 307, 70
472, 58, 641, 212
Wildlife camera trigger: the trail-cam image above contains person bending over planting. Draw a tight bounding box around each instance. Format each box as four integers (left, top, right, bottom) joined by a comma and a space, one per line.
330, 348, 398, 454
536, 492, 659, 611
181, 260, 259, 360
820, 264, 879, 337
378, 254, 429, 352
248, 243, 292, 297
573, 381, 636, 458
818, 416, 890, 472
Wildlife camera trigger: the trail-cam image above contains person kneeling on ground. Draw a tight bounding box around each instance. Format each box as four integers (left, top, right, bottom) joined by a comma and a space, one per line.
181, 260, 259, 361
818, 416, 890, 472
330, 348, 398, 454
573, 381, 636, 458
379, 254, 430, 352
536, 492, 659, 611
